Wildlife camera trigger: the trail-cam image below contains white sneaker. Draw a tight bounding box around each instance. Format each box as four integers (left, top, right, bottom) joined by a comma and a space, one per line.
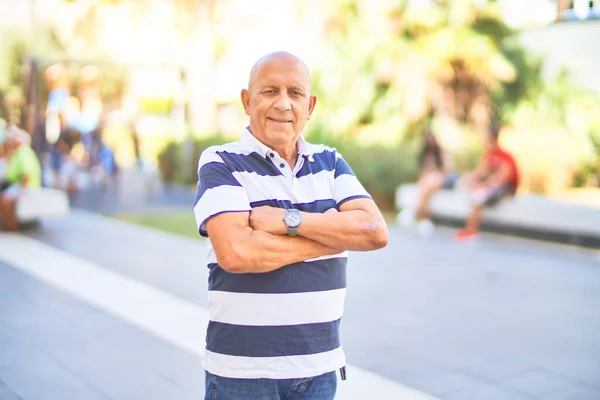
416, 219, 435, 237
397, 209, 416, 227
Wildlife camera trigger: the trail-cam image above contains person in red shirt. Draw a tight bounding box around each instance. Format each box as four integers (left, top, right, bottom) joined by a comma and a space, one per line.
455, 125, 519, 241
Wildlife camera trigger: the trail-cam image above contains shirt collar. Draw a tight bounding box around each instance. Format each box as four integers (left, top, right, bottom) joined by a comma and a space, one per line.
240, 127, 314, 161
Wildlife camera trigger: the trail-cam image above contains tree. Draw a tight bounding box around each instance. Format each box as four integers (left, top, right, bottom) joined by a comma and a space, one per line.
310, 0, 521, 144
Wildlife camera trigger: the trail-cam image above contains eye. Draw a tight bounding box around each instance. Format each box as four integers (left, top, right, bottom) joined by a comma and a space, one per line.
291, 91, 303, 97
263, 89, 276, 94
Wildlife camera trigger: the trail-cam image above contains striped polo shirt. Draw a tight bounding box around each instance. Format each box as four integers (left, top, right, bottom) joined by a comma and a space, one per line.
193, 128, 371, 379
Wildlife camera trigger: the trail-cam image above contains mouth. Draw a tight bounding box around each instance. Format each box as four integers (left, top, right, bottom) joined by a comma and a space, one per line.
267, 117, 293, 124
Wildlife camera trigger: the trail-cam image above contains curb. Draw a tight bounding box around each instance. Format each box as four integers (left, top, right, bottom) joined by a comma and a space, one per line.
431, 215, 600, 249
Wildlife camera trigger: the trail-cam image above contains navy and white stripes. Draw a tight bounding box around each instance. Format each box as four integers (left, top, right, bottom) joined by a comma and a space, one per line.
194, 128, 371, 379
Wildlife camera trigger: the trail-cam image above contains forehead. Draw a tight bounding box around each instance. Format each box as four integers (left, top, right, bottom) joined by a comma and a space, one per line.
252, 57, 310, 89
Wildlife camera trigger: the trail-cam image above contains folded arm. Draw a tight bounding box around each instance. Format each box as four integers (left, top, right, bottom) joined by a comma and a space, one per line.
249, 198, 388, 251
297, 198, 388, 251
206, 211, 341, 274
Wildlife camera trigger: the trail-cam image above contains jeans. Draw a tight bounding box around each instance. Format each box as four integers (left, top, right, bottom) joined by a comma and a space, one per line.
205, 371, 337, 400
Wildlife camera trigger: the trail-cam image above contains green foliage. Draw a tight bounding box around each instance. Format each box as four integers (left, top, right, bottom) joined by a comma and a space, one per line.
0, 28, 69, 122
157, 134, 230, 185
312, 0, 525, 145
139, 98, 174, 115
118, 211, 198, 239
312, 0, 600, 194
306, 128, 419, 208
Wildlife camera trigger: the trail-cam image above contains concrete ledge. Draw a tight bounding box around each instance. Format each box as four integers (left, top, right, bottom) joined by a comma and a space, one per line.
16, 188, 70, 224
396, 184, 600, 248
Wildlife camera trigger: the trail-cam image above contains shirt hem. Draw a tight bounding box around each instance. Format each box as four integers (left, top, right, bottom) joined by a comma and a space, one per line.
202, 359, 346, 380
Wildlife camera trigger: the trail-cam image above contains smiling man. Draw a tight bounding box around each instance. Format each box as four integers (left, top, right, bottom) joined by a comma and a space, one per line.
193, 51, 388, 400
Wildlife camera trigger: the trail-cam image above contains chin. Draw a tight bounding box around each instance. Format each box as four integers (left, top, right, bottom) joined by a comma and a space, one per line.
266, 129, 295, 142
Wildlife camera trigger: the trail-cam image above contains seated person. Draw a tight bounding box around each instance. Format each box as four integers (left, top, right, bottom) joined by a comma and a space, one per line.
0, 123, 6, 181
455, 125, 519, 241
0, 126, 42, 231
48, 129, 79, 193
399, 130, 457, 235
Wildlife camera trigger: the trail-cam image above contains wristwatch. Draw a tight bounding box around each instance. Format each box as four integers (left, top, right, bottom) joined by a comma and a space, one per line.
283, 209, 302, 236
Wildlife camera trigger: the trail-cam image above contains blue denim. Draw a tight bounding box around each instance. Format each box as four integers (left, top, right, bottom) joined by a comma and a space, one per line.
205, 371, 337, 400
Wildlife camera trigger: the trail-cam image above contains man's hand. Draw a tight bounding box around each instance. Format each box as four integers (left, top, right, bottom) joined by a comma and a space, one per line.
249, 206, 287, 235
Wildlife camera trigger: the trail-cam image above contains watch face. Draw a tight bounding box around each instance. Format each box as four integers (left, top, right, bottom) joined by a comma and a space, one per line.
286, 210, 302, 228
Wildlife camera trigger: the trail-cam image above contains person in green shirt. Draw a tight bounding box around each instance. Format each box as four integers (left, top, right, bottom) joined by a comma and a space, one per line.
0, 126, 42, 231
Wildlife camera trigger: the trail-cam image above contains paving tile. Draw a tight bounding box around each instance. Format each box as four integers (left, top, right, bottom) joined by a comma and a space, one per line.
500, 368, 579, 396
370, 349, 444, 376
460, 354, 536, 380
153, 353, 204, 392
113, 384, 198, 400
0, 356, 88, 398
0, 380, 21, 400
39, 337, 141, 372
404, 371, 486, 397
443, 383, 533, 400
543, 382, 600, 400
527, 353, 600, 389
0, 340, 57, 369
24, 385, 111, 400
75, 362, 195, 399
373, 359, 485, 397
341, 328, 398, 369
0, 327, 23, 345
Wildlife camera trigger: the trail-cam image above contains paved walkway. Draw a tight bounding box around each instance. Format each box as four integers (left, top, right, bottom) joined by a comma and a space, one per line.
1, 211, 599, 399
69, 169, 195, 215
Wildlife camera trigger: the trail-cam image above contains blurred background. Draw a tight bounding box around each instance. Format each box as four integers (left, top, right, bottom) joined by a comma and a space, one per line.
0, 0, 599, 233
1, 2, 600, 400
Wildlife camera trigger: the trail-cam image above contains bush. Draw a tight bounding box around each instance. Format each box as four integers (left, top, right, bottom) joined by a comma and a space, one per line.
157, 134, 230, 185
328, 140, 419, 210
572, 162, 599, 188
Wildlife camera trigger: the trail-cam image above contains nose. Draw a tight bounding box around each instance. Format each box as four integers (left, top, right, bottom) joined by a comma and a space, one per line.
274, 92, 291, 112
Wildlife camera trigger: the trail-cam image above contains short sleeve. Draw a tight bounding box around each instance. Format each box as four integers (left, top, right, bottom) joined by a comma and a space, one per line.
333, 153, 371, 207
193, 148, 252, 237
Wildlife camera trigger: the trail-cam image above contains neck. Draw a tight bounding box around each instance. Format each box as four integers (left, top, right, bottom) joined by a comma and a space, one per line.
248, 126, 299, 168
273, 143, 298, 168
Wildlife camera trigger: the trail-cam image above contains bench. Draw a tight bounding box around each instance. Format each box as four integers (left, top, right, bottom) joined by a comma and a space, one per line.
16, 187, 70, 226
395, 184, 600, 247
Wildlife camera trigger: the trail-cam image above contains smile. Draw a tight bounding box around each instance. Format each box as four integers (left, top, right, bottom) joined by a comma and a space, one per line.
267, 117, 292, 123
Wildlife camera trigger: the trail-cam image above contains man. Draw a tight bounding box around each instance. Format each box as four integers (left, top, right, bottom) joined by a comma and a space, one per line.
0, 126, 42, 231
193, 51, 388, 399
455, 125, 519, 241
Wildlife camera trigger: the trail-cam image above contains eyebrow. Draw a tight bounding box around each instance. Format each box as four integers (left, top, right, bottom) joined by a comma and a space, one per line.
288, 85, 306, 93
259, 84, 307, 92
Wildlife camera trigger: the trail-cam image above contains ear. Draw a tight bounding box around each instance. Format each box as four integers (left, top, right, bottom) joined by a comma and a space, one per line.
241, 89, 251, 116
307, 95, 317, 120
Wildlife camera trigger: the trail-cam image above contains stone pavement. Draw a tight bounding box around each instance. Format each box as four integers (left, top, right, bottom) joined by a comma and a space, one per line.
69, 168, 195, 216
1, 211, 600, 399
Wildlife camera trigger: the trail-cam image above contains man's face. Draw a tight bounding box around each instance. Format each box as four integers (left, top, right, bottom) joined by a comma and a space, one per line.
241, 56, 316, 150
